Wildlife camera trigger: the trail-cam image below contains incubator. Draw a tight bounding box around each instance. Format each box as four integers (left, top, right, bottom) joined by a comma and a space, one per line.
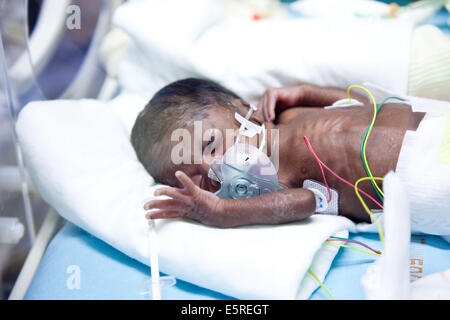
0, 0, 121, 299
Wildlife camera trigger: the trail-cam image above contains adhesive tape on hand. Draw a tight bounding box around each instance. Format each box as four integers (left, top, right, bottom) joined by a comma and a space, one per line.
306, 187, 328, 212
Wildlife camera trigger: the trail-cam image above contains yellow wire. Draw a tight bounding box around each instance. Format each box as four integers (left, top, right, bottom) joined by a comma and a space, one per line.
307, 269, 335, 300
324, 241, 381, 256
354, 176, 385, 249
346, 85, 384, 198
309, 85, 387, 300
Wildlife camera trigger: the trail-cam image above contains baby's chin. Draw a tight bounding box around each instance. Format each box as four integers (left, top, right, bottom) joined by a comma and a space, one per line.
207, 177, 221, 192
199, 175, 221, 193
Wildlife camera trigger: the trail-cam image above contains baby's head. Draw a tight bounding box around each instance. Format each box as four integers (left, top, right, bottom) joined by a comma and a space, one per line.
131, 78, 262, 190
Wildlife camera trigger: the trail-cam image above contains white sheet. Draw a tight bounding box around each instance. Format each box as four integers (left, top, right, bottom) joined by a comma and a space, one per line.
113, 0, 414, 105
16, 95, 354, 299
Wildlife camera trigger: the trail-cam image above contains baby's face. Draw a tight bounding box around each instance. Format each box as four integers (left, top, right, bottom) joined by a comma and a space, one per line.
166, 107, 261, 192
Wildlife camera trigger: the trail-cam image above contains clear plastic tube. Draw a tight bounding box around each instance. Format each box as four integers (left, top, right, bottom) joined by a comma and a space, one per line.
141, 219, 175, 300
0, 31, 36, 243
148, 219, 161, 299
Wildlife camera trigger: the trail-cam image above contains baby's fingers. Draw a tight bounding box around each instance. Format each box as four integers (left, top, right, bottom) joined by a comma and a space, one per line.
258, 90, 276, 122
257, 94, 270, 122
144, 199, 184, 211
154, 186, 191, 203
175, 171, 199, 195
267, 92, 277, 121
146, 210, 185, 220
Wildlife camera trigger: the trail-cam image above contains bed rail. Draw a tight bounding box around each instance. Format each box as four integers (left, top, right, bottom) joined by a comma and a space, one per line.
8, 209, 64, 300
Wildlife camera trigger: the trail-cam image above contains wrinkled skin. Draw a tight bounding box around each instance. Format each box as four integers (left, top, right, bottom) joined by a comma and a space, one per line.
144, 84, 425, 227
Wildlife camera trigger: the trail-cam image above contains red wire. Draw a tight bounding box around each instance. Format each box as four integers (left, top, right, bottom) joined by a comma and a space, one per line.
315, 152, 332, 203
303, 136, 384, 209
326, 237, 381, 255
302, 136, 332, 202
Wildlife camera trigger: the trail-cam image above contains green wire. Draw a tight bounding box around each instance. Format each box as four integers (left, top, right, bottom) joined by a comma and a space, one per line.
308, 95, 406, 300
325, 241, 380, 256
307, 269, 335, 300
360, 96, 406, 201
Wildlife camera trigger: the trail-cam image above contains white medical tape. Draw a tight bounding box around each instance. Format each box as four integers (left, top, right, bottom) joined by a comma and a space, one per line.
303, 179, 339, 215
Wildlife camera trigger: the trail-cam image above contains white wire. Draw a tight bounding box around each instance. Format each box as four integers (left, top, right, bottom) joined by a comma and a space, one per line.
148, 219, 161, 300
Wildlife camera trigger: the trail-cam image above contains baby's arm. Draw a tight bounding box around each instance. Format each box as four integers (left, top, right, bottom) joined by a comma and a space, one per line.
144, 171, 316, 228
257, 84, 368, 122
219, 188, 316, 227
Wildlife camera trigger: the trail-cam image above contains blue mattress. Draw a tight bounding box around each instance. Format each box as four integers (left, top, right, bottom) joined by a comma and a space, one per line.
426, 7, 450, 35
25, 222, 450, 300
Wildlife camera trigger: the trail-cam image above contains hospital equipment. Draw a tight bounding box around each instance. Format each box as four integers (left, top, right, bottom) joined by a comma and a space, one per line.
1, 0, 124, 299
347, 85, 387, 201
387, 0, 449, 18
209, 105, 282, 199
290, 0, 448, 24
303, 136, 384, 210
447, 1, 450, 24
324, 98, 365, 109
361, 171, 411, 299
302, 179, 339, 215
0, 218, 24, 244
303, 84, 449, 298
142, 219, 175, 300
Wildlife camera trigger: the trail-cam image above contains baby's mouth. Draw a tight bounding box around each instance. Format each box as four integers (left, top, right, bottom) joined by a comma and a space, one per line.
207, 176, 221, 192
210, 179, 220, 190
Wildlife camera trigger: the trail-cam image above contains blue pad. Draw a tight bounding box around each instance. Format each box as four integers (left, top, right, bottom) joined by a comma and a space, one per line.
310, 233, 450, 299
25, 223, 449, 300
25, 223, 232, 300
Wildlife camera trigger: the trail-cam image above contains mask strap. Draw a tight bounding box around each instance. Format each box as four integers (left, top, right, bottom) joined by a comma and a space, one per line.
235, 104, 264, 144
258, 123, 266, 151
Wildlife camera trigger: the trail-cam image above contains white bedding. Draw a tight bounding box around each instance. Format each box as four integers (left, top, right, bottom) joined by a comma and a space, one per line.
16, 95, 354, 299
113, 0, 414, 105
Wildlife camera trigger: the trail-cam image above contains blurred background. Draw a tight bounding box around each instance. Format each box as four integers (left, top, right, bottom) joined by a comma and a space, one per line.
0, 0, 449, 300
0, 0, 106, 299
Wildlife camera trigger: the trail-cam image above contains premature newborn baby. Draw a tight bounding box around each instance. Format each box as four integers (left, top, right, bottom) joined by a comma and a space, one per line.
131, 78, 425, 227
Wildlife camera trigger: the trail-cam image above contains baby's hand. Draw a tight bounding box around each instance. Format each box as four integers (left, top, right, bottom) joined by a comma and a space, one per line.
144, 171, 229, 227
257, 84, 365, 121
257, 86, 306, 122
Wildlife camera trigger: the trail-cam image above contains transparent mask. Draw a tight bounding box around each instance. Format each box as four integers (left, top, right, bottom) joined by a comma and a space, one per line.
209, 142, 281, 199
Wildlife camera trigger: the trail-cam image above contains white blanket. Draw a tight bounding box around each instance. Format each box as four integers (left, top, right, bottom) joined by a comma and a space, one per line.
113, 0, 414, 105
16, 95, 354, 299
